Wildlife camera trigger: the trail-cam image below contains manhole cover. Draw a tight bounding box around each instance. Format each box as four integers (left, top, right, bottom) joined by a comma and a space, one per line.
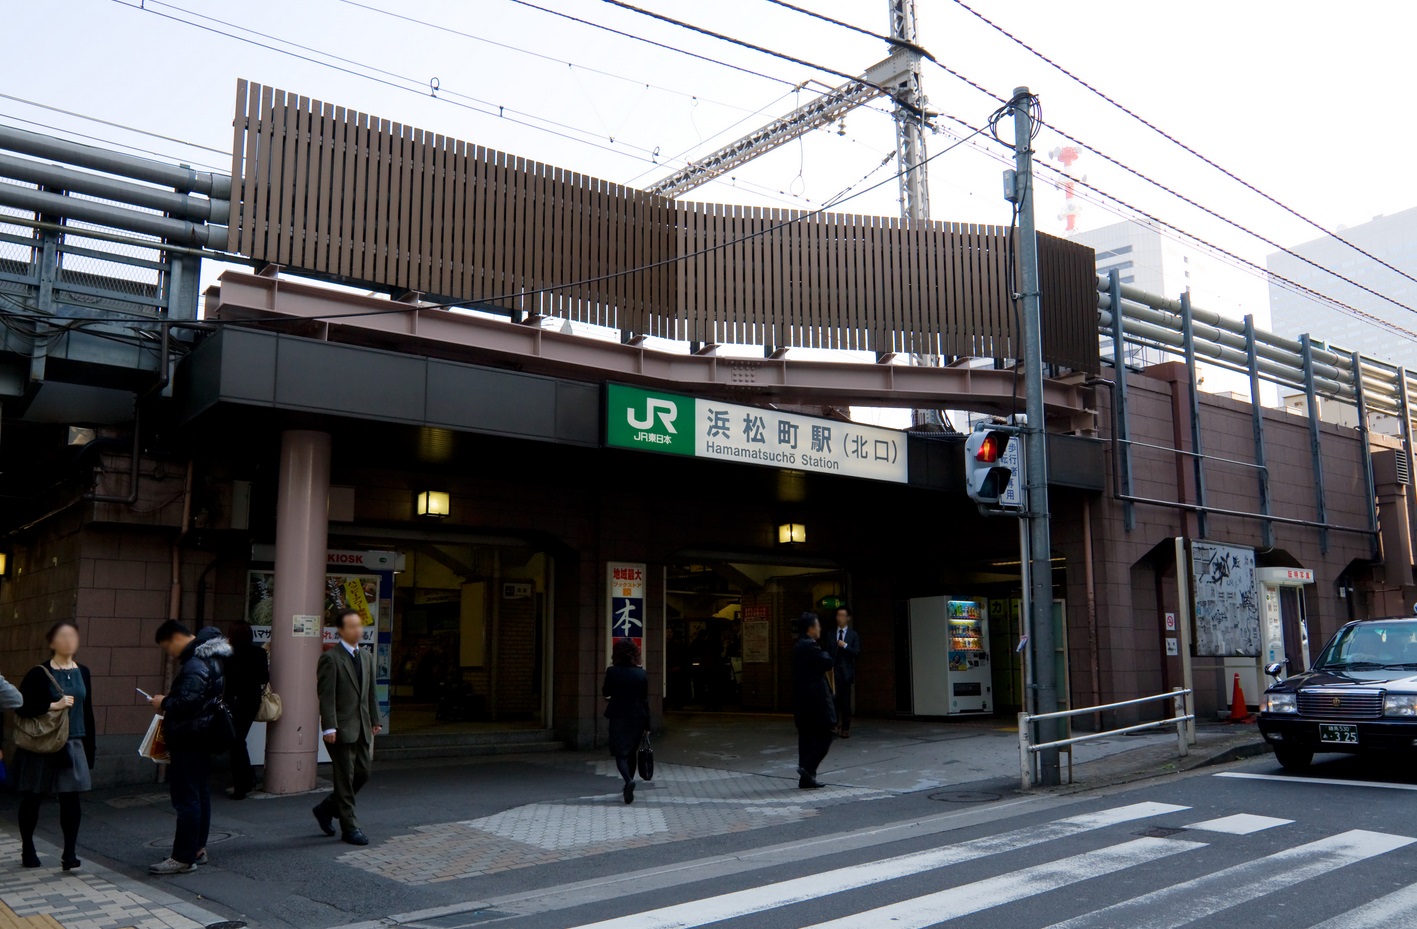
928, 791, 1002, 803
146, 831, 236, 849
1135, 826, 1185, 838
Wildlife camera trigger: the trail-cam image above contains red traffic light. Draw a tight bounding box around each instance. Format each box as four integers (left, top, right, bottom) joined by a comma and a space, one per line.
975, 433, 1005, 463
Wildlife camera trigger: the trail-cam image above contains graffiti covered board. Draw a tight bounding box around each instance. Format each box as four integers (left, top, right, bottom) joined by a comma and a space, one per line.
1190, 542, 1260, 657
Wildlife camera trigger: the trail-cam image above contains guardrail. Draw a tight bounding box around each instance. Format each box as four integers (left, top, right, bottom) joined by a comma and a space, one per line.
1018, 688, 1193, 789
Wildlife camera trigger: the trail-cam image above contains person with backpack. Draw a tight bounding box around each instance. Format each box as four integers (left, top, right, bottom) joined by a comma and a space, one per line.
146, 621, 233, 875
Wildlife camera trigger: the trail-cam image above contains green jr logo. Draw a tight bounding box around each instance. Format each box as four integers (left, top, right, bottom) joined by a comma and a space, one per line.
606, 385, 693, 455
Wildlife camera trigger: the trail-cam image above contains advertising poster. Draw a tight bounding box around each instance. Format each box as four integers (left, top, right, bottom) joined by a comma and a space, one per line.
741, 604, 771, 664
1190, 542, 1260, 657
607, 562, 646, 657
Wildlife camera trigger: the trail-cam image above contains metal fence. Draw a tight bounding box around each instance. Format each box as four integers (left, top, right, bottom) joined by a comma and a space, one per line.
1018, 688, 1193, 789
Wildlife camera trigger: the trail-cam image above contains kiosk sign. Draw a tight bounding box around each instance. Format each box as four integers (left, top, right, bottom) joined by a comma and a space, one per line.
607, 561, 646, 656
606, 384, 907, 483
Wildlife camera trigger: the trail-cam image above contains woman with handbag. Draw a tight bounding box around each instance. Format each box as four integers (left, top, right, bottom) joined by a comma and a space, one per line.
223, 620, 270, 800
602, 637, 650, 805
12, 620, 96, 871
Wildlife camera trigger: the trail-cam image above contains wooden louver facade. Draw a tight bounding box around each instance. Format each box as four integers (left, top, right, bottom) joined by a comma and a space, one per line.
226, 81, 1098, 372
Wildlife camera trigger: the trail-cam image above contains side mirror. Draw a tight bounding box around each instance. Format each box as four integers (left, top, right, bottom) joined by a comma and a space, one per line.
1264, 660, 1288, 680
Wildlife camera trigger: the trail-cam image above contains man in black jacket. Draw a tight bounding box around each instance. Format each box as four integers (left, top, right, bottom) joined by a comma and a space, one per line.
825, 606, 861, 738
792, 612, 836, 789
148, 622, 232, 875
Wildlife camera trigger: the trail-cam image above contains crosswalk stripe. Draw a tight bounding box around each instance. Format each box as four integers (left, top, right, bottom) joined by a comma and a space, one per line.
1308, 881, 1417, 928
799, 837, 1205, 929
566, 801, 1189, 929
1185, 813, 1292, 834
1041, 829, 1416, 929
1216, 771, 1417, 792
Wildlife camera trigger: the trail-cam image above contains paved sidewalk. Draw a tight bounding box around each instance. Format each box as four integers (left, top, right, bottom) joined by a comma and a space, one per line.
0, 826, 226, 929
0, 713, 1266, 929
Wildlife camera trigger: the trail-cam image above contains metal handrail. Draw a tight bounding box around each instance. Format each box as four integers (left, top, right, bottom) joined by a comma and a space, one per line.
1019, 687, 1193, 789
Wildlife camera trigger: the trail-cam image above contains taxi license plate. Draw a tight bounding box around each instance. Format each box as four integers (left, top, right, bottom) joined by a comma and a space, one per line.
1319, 723, 1359, 745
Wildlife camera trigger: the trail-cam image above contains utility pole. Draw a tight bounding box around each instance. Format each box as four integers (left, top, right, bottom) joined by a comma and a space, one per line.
887, 0, 929, 223
1010, 86, 1060, 786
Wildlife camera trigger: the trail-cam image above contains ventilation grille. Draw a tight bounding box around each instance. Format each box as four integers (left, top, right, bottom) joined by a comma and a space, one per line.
1398, 450, 1411, 486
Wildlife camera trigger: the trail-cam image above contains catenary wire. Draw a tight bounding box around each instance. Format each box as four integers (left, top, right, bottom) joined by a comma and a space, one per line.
126, 0, 666, 160
756, 0, 929, 53
0, 93, 231, 157
504, 0, 799, 88
924, 59, 1417, 323
596, 0, 917, 106
947, 0, 1417, 291
0, 111, 230, 174
335, 0, 760, 115
107, 1, 816, 210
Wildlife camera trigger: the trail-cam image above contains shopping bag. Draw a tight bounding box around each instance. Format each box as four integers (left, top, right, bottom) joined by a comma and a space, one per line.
636, 730, 654, 781
138, 714, 170, 764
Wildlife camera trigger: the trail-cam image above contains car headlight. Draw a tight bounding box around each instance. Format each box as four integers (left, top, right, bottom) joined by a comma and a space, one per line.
1384, 694, 1417, 717
1263, 693, 1298, 714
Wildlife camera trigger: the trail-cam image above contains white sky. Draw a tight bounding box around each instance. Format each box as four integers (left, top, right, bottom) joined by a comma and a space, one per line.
5, 0, 1416, 361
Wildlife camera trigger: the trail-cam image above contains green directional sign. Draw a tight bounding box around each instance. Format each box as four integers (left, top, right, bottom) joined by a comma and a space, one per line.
606, 384, 695, 456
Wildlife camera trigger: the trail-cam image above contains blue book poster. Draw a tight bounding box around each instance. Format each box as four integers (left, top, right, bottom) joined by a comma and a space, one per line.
607, 562, 647, 656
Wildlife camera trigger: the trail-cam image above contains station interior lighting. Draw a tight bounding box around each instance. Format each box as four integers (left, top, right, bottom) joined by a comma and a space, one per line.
416, 490, 451, 518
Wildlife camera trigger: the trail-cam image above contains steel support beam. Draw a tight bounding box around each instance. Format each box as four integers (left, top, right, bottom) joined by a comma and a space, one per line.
1352, 351, 1380, 560
1301, 334, 1330, 554
1244, 315, 1273, 548
209, 272, 1088, 418
1180, 293, 1207, 538
1108, 270, 1134, 530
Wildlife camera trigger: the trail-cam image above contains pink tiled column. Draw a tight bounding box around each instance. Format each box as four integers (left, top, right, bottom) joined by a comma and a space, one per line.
265, 430, 331, 794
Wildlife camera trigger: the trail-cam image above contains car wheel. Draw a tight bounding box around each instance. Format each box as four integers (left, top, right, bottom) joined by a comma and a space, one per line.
1274, 746, 1313, 771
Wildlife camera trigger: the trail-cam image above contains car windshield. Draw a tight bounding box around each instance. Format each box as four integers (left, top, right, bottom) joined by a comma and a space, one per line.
1316, 621, 1417, 670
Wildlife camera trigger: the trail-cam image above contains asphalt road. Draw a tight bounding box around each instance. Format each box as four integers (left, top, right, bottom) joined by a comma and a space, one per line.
10, 749, 1417, 928
386, 752, 1417, 929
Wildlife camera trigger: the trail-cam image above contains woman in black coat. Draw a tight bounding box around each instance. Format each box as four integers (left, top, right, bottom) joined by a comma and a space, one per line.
602, 637, 650, 804
13, 620, 96, 870
223, 620, 270, 800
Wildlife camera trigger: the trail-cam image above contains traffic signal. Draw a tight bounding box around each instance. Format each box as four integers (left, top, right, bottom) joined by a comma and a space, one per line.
965, 423, 1015, 506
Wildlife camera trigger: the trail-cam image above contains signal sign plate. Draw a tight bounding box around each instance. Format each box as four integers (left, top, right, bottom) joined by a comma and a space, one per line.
999, 436, 1023, 509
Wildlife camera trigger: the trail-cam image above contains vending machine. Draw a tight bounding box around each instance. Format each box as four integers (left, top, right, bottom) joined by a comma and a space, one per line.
909, 596, 992, 715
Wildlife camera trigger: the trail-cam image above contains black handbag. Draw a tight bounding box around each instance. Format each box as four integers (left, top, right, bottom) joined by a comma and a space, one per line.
637, 730, 654, 781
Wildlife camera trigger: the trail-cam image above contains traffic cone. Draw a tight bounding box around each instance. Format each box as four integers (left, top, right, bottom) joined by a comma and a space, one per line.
1228, 673, 1253, 723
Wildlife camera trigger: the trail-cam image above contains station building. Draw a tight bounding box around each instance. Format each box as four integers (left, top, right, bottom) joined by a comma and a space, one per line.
0, 83, 1409, 785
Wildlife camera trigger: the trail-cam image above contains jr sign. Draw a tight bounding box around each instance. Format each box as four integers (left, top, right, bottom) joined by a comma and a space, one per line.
606, 384, 908, 483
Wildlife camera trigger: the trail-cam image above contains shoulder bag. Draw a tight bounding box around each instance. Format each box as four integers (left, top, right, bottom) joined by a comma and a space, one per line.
254, 684, 283, 723
13, 665, 70, 754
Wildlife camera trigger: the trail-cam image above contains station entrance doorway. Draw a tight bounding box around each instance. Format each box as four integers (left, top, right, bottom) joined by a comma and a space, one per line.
664, 560, 847, 713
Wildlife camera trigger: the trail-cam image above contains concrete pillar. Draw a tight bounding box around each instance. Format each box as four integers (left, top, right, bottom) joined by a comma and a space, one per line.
265, 430, 331, 795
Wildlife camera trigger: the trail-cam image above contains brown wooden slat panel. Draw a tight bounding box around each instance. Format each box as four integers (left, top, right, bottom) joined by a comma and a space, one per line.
231, 83, 1097, 370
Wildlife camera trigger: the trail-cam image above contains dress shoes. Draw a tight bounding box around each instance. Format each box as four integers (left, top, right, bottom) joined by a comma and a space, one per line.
313, 804, 336, 837
342, 829, 370, 846
798, 775, 825, 789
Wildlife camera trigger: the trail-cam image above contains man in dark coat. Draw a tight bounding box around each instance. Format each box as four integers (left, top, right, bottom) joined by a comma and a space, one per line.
149, 622, 232, 875
314, 609, 382, 846
792, 612, 836, 789
824, 606, 861, 738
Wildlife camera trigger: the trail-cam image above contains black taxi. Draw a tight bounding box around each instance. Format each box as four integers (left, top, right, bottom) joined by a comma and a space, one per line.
1260, 617, 1417, 770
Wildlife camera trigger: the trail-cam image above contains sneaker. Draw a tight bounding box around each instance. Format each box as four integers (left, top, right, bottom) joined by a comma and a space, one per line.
149, 857, 196, 875
194, 850, 209, 866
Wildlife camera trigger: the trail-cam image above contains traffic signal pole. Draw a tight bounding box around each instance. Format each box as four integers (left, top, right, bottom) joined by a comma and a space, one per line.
1011, 87, 1061, 786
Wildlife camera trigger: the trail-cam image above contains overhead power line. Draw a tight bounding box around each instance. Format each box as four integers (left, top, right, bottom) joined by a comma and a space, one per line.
0, 93, 230, 156
757, 0, 931, 54
504, 0, 799, 88
922, 59, 1417, 323
0, 111, 229, 174
946, 0, 1417, 292
335, 0, 758, 116
596, 0, 917, 106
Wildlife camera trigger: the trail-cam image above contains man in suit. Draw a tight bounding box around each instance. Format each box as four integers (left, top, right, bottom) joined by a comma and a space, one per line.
792, 612, 836, 789
313, 609, 381, 846
826, 606, 861, 738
